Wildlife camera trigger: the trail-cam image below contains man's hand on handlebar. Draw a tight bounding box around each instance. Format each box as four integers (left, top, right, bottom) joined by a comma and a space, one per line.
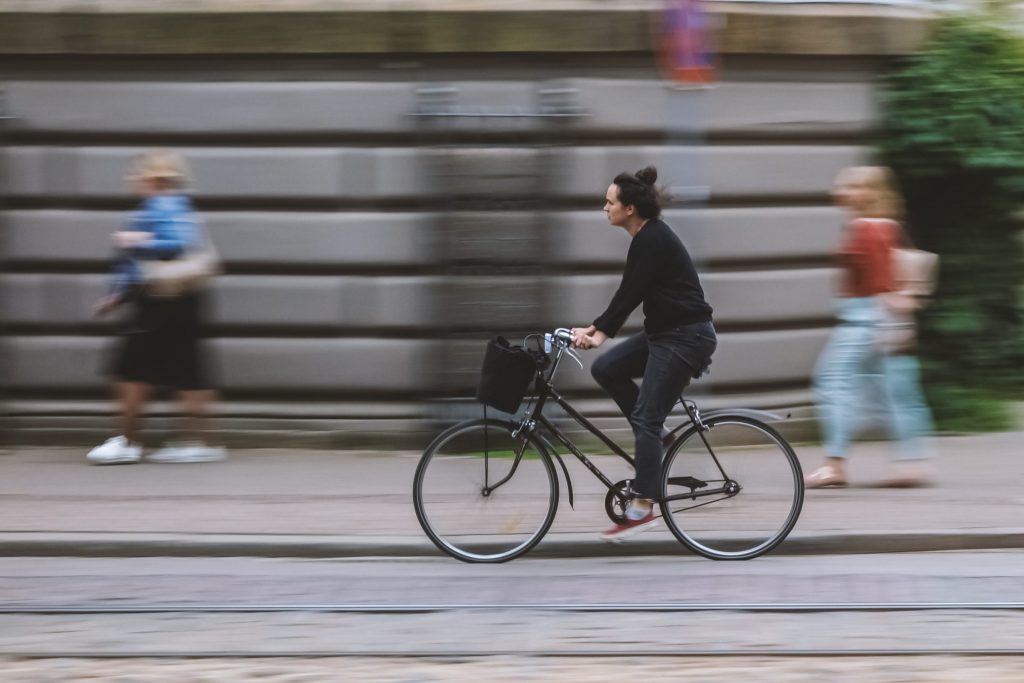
570, 326, 593, 348
571, 326, 606, 350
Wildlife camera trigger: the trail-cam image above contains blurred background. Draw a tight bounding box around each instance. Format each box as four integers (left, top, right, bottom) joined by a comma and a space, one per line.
9, 0, 1013, 449
1, 2, 1024, 680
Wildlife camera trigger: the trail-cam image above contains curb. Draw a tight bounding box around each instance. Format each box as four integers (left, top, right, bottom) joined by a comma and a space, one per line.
3, 530, 1023, 559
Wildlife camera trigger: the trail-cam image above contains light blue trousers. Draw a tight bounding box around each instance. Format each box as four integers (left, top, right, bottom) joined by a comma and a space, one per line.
813, 297, 933, 460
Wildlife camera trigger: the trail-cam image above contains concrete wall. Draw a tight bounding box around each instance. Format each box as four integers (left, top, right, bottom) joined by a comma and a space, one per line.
0, 2, 933, 446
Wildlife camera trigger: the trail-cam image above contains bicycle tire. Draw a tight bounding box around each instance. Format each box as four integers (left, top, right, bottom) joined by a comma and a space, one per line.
659, 414, 803, 560
413, 418, 559, 563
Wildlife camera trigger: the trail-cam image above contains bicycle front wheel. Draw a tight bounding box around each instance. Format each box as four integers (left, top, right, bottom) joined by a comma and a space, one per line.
413, 419, 559, 563
660, 415, 803, 560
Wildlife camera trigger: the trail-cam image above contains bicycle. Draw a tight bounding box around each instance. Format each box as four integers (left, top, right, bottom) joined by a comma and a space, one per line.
413, 328, 804, 563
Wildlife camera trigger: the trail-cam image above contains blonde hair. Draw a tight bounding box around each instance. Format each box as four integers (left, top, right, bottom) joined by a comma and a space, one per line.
128, 149, 191, 190
834, 165, 905, 221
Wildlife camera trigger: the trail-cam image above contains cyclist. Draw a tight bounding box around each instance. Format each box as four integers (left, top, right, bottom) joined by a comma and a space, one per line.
572, 166, 717, 542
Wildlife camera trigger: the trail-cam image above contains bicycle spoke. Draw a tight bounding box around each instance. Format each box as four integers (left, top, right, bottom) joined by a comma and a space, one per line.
661, 416, 803, 560
414, 420, 558, 563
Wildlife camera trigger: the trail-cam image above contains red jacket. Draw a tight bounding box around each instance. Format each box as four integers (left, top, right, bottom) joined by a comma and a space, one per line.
837, 218, 897, 297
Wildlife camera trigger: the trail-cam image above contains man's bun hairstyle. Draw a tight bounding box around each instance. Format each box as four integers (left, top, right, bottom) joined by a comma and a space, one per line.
635, 166, 658, 186
613, 166, 665, 220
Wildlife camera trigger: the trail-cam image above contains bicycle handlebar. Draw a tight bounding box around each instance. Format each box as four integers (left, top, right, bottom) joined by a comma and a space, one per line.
544, 328, 574, 354
539, 328, 584, 371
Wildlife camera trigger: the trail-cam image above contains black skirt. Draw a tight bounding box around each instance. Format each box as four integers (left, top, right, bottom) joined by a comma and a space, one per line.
108, 290, 211, 390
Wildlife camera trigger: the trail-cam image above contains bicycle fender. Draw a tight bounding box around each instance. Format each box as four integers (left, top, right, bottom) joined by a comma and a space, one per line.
534, 432, 574, 509
701, 408, 790, 422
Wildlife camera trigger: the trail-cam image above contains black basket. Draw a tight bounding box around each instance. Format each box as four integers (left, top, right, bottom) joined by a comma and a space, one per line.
475, 336, 544, 414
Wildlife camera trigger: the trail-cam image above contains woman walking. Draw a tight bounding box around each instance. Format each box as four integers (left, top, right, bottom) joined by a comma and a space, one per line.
88, 150, 224, 465
806, 166, 933, 488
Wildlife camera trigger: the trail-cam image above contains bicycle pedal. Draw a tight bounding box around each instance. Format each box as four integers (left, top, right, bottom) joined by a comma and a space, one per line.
667, 476, 708, 489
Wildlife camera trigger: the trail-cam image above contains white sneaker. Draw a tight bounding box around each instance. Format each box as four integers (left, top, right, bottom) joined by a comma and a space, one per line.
86, 436, 142, 465
148, 442, 227, 464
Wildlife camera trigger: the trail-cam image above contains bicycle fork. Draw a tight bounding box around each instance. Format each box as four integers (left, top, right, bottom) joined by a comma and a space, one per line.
481, 422, 533, 497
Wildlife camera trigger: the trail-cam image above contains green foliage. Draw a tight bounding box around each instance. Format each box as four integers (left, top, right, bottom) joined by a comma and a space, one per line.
881, 13, 1024, 430
920, 379, 1014, 433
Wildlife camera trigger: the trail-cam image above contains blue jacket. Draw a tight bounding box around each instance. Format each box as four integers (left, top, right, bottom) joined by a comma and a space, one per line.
109, 194, 199, 298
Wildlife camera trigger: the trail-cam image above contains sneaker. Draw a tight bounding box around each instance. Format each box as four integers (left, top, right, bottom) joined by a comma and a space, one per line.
600, 509, 659, 544
148, 442, 227, 464
86, 436, 142, 465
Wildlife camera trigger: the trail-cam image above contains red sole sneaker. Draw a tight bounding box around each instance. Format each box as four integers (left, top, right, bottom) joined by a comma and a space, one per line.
600, 512, 659, 544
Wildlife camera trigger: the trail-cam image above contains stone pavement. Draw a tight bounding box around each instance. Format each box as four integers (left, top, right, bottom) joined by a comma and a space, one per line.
2, 656, 1023, 683
1, 430, 1022, 559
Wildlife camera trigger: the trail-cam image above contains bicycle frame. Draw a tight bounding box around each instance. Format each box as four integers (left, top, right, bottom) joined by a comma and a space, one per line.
522, 373, 634, 494
498, 334, 744, 508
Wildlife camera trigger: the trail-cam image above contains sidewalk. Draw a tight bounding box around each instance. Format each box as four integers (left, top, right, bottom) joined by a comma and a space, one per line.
1, 430, 1022, 559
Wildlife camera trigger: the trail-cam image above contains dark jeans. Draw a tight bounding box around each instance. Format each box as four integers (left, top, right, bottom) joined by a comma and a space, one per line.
590, 322, 717, 499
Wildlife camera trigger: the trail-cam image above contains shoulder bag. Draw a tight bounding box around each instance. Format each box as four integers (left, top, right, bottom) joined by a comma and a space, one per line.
143, 223, 222, 298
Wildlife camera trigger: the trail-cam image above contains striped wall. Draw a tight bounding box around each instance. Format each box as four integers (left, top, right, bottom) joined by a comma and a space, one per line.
0, 76, 876, 445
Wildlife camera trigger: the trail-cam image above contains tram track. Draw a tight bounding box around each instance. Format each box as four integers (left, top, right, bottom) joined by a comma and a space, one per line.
0, 601, 1022, 614
1, 649, 1024, 658
2, 601, 1022, 659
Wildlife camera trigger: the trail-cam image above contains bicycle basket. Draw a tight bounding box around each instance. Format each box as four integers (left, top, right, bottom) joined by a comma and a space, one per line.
475, 336, 543, 413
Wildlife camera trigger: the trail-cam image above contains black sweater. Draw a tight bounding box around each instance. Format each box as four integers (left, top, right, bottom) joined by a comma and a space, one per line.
592, 218, 713, 337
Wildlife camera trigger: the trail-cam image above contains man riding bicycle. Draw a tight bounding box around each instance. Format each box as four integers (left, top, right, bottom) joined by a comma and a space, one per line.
572, 166, 717, 542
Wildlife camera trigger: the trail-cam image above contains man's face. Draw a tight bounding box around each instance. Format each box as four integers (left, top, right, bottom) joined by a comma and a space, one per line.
604, 183, 630, 227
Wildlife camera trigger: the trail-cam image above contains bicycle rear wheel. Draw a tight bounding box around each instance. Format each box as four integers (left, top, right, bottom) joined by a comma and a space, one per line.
413, 418, 558, 563
660, 415, 803, 560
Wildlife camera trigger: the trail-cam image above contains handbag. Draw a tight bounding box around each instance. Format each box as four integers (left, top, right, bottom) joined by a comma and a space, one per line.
475, 336, 545, 414
142, 224, 222, 298
891, 246, 939, 298
877, 237, 939, 354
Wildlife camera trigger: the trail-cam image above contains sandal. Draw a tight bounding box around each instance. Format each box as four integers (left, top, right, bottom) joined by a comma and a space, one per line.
804, 465, 848, 489
880, 463, 934, 489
